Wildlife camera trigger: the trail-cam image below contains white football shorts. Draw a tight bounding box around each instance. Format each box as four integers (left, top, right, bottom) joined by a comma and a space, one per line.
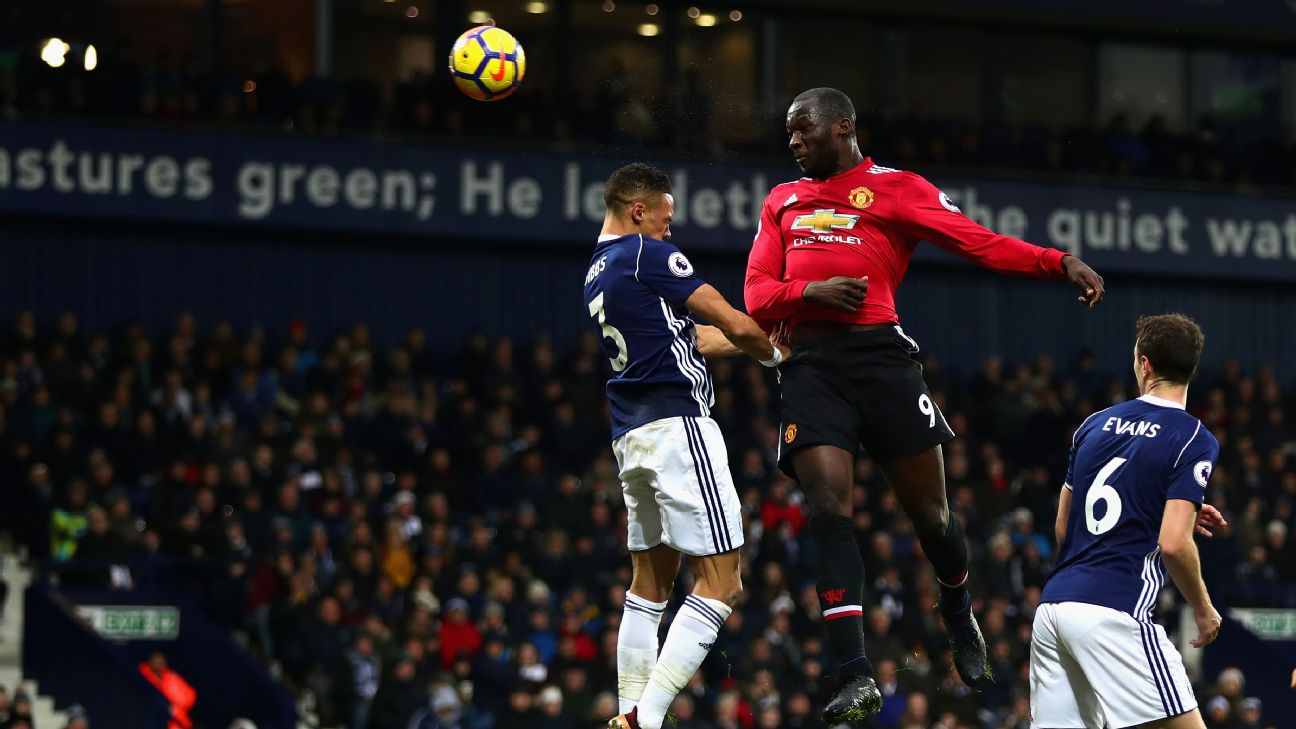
1031, 601, 1197, 728
611, 416, 744, 557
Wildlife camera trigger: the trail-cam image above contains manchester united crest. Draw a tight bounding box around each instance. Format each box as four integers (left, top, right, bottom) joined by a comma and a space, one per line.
784, 424, 798, 444
848, 186, 874, 210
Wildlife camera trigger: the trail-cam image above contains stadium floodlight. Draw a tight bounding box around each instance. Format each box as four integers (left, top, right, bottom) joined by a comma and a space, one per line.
695, 13, 717, 26
637, 23, 659, 36
84, 44, 98, 71
41, 38, 69, 68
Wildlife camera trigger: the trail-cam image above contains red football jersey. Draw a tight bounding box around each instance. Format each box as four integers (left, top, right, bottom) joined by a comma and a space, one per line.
744, 158, 1068, 331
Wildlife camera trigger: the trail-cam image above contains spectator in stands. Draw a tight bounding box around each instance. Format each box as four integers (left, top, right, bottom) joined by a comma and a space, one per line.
63, 704, 89, 729
410, 683, 464, 729
347, 632, 381, 729
369, 653, 425, 729
4, 690, 33, 729
1237, 697, 1263, 729
1204, 695, 1233, 728
138, 651, 196, 729
69, 506, 132, 588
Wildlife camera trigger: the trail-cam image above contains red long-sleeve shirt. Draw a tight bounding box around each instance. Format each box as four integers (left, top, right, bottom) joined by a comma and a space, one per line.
744, 159, 1068, 331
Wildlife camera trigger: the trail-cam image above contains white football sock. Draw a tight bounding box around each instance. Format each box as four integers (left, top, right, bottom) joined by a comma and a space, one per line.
618, 592, 668, 713
637, 594, 732, 729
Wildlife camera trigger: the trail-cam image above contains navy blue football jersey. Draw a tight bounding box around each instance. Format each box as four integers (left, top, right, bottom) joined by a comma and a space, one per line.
583, 233, 713, 439
1042, 395, 1220, 619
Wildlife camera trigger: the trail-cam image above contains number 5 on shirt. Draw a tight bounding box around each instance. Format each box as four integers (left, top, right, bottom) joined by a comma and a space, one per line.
589, 292, 629, 371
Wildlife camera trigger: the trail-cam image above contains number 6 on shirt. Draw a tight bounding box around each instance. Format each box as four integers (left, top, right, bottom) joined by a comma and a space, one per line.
1085, 457, 1127, 535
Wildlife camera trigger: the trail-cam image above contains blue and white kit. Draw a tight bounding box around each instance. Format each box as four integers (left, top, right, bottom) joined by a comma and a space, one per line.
1031, 394, 1220, 728
583, 233, 744, 557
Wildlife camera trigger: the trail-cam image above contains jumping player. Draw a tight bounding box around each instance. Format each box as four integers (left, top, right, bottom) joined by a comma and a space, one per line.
1032, 314, 1222, 729
744, 87, 1107, 722
585, 163, 785, 729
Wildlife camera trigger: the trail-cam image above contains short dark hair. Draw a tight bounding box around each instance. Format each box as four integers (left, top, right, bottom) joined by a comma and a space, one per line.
793, 87, 856, 126
1135, 313, 1204, 385
603, 163, 671, 214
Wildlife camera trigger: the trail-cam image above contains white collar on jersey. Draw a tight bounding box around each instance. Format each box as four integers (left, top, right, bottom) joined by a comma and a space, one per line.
1138, 394, 1186, 410
597, 234, 622, 242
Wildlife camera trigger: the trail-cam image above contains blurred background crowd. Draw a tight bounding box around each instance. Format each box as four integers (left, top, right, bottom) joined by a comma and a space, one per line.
0, 311, 1288, 729
5, 54, 1294, 191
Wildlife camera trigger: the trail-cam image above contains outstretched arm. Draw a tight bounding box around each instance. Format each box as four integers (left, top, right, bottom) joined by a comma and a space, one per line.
695, 325, 742, 357
900, 174, 1105, 307
688, 285, 784, 365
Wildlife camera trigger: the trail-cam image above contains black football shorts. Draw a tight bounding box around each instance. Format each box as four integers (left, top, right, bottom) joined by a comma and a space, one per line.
776, 326, 955, 480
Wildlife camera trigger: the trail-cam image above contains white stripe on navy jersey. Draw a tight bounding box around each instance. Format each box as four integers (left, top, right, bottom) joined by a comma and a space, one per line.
633, 234, 646, 281
1173, 421, 1202, 468
658, 299, 712, 415
663, 304, 707, 412
659, 299, 702, 405
1135, 547, 1161, 621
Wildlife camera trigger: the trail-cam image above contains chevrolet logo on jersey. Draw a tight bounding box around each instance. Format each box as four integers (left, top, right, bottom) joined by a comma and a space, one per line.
791, 209, 859, 234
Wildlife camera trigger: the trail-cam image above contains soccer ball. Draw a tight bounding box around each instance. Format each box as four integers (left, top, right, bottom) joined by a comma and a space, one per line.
449, 25, 526, 101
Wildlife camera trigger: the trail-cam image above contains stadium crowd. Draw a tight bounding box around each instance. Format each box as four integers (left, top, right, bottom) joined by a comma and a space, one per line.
3, 47, 1295, 192
0, 310, 1290, 729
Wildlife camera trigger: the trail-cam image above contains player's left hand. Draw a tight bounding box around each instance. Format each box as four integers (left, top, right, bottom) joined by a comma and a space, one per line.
1062, 255, 1105, 308
1191, 605, 1222, 648
1195, 503, 1227, 538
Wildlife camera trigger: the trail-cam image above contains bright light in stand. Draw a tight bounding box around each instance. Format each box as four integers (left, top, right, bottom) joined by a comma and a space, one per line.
526, 1, 549, 12
695, 13, 716, 26
686, 6, 700, 18
729, 9, 742, 21
406, 6, 419, 17
602, 0, 615, 11
637, 23, 659, 36
84, 44, 98, 71
467, 9, 491, 23
646, 3, 659, 14
40, 38, 69, 68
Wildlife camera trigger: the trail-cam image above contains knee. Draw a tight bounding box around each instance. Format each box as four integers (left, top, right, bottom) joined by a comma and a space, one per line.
693, 560, 743, 606
912, 502, 951, 538
803, 480, 850, 518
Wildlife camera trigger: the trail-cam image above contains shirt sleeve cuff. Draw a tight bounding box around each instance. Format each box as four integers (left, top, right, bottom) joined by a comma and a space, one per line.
791, 280, 811, 301
1048, 249, 1071, 277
